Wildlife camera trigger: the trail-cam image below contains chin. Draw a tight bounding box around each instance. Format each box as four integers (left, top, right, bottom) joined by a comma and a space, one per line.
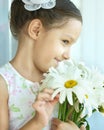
42, 68, 49, 73
42, 63, 57, 73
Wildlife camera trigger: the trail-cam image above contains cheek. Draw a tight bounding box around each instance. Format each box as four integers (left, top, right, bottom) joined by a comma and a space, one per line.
54, 45, 65, 57
44, 45, 60, 58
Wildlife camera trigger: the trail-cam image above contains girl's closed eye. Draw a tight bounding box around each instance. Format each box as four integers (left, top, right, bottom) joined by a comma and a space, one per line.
62, 40, 72, 46
63, 40, 69, 45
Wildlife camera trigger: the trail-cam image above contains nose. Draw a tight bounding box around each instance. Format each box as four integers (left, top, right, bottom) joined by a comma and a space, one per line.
62, 47, 70, 60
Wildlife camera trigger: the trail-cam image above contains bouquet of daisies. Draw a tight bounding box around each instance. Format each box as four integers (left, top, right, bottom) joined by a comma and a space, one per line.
41, 59, 104, 130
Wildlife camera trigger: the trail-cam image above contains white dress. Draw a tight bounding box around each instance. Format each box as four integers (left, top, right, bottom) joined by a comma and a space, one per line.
0, 63, 58, 130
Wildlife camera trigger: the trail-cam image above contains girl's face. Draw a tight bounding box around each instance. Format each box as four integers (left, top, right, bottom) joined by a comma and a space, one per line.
33, 18, 82, 73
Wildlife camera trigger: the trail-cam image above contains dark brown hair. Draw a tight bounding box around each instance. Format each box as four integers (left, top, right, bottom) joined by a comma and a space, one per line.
10, 0, 82, 38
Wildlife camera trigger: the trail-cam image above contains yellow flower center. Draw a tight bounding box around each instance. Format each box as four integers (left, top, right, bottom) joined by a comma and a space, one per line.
64, 80, 78, 88
85, 94, 88, 99
99, 106, 104, 113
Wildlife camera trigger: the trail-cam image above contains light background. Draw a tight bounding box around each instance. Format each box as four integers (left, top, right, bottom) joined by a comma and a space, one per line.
0, 0, 104, 130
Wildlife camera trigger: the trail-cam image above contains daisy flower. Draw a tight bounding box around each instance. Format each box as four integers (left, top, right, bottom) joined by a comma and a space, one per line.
41, 59, 91, 105
40, 59, 104, 130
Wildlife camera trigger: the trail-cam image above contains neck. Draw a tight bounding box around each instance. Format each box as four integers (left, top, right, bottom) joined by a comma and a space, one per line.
10, 39, 44, 83
10, 58, 44, 83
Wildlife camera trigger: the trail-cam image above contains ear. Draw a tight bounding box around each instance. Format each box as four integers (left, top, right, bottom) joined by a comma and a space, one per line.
28, 19, 43, 40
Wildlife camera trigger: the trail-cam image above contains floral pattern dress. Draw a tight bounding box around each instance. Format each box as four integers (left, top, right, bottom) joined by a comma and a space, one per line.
0, 63, 58, 130
0, 63, 40, 129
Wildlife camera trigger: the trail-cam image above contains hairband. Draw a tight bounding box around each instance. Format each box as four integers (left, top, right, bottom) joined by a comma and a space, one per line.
22, 0, 56, 11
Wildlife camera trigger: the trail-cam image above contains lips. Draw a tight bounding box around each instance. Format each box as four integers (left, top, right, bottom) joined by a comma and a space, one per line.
55, 58, 61, 62
54, 58, 61, 66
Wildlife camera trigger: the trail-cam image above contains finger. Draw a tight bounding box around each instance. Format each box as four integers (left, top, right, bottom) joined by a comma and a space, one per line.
67, 120, 81, 130
50, 96, 59, 106
32, 100, 46, 112
51, 123, 57, 130
43, 88, 54, 94
80, 125, 86, 130
51, 118, 62, 126
55, 93, 60, 98
42, 88, 59, 101
36, 92, 52, 101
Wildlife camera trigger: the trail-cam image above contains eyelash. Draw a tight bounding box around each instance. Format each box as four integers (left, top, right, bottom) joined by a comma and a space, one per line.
63, 40, 69, 44
62, 40, 69, 45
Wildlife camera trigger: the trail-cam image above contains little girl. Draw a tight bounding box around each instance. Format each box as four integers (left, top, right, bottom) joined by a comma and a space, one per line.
0, 0, 85, 130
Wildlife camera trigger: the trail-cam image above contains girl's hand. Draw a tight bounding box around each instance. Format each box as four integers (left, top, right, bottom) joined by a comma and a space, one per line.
51, 118, 86, 130
32, 88, 59, 128
80, 125, 86, 130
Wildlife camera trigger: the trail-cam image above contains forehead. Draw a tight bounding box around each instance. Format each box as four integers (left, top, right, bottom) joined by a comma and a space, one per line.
42, 18, 82, 40
59, 18, 82, 29
45, 18, 82, 42
50, 19, 82, 36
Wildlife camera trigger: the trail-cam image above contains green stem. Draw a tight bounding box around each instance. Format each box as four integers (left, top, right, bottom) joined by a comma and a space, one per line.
58, 103, 62, 119
66, 105, 74, 121
58, 99, 69, 121
63, 99, 67, 121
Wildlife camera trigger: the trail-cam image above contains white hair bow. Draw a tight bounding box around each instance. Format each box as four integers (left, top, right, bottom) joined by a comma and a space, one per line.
22, 0, 56, 11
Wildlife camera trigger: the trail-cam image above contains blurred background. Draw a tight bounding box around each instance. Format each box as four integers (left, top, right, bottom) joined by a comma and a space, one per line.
0, 0, 104, 129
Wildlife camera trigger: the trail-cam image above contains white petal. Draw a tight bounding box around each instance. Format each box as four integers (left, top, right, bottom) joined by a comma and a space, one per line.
86, 105, 92, 117
52, 87, 63, 100
73, 87, 87, 103
59, 90, 66, 104
67, 91, 73, 105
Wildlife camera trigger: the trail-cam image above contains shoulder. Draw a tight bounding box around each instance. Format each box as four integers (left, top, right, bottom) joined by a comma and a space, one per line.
0, 74, 8, 101
0, 63, 12, 87
0, 75, 9, 129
